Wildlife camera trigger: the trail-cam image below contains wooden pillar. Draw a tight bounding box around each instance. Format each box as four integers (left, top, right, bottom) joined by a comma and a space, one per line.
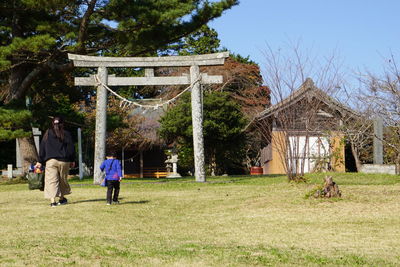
140, 150, 144, 178
93, 67, 108, 184
190, 65, 206, 182
122, 147, 125, 177
78, 128, 83, 180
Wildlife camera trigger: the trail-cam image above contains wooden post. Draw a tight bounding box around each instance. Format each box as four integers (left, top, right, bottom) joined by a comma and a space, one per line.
93, 67, 108, 184
140, 150, 144, 178
190, 65, 206, 182
122, 147, 125, 177
78, 128, 83, 180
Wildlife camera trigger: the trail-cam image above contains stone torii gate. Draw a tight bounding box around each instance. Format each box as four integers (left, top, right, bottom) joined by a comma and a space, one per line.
68, 52, 229, 183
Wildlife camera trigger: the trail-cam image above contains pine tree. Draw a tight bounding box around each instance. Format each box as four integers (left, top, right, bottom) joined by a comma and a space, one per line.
0, 107, 32, 141
0, 0, 239, 102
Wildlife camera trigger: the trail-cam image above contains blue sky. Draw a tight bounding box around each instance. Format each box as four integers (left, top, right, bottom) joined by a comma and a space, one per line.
209, 0, 400, 78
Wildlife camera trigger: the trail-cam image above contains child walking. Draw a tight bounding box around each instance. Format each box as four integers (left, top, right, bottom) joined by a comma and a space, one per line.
100, 151, 123, 205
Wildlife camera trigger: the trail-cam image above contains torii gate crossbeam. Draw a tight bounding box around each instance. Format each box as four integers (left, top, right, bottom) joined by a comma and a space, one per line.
68, 52, 229, 183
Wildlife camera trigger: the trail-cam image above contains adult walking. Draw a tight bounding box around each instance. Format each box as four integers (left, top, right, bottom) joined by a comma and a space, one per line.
36, 116, 75, 207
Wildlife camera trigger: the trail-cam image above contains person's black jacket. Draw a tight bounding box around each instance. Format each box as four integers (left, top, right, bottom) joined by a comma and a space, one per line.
39, 129, 75, 164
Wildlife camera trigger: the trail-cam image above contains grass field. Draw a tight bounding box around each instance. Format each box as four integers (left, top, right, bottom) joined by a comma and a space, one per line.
0, 173, 399, 266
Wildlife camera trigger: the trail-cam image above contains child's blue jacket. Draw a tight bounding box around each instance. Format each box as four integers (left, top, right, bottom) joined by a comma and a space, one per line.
100, 158, 123, 181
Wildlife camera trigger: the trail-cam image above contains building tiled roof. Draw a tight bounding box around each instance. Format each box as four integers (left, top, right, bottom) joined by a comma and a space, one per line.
257, 78, 357, 120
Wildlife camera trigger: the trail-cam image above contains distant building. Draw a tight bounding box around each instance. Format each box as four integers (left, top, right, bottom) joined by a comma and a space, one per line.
122, 103, 169, 178
256, 78, 357, 175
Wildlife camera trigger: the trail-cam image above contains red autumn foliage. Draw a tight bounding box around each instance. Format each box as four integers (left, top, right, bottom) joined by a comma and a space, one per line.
157, 57, 271, 120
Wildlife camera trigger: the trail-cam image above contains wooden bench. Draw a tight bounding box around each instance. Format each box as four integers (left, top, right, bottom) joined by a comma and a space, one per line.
124, 167, 169, 178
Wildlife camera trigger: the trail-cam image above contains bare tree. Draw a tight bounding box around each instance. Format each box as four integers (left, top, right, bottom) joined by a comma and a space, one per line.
257, 43, 347, 180
358, 54, 400, 172
340, 111, 374, 172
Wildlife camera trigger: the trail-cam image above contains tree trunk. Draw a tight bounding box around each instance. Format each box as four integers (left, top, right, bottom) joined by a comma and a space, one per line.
300, 135, 309, 177
395, 154, 400, 175
17, 136, 38, 174
8, 61, 27, 101
350, 143, 362, 172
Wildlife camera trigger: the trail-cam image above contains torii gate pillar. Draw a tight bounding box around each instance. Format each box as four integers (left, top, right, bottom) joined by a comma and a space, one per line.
94, 67, 108, 181
190, 65, 205, 181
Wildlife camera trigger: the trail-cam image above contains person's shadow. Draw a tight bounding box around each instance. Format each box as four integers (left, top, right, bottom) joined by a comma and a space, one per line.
72, 198, 150, 205
120, 200, 149, 205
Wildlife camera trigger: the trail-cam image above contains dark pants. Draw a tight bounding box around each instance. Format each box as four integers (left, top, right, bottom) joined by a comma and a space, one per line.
106, 180, 120, 203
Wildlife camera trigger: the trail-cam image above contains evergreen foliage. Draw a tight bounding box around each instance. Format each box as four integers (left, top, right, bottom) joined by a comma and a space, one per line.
0, 107, 32, 140
159, 91, 248, 174
229, 52, 258, 65
176, 25, 221, 55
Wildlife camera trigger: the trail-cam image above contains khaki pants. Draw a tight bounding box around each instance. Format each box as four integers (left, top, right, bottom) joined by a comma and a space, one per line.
44, 159, 71, 199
